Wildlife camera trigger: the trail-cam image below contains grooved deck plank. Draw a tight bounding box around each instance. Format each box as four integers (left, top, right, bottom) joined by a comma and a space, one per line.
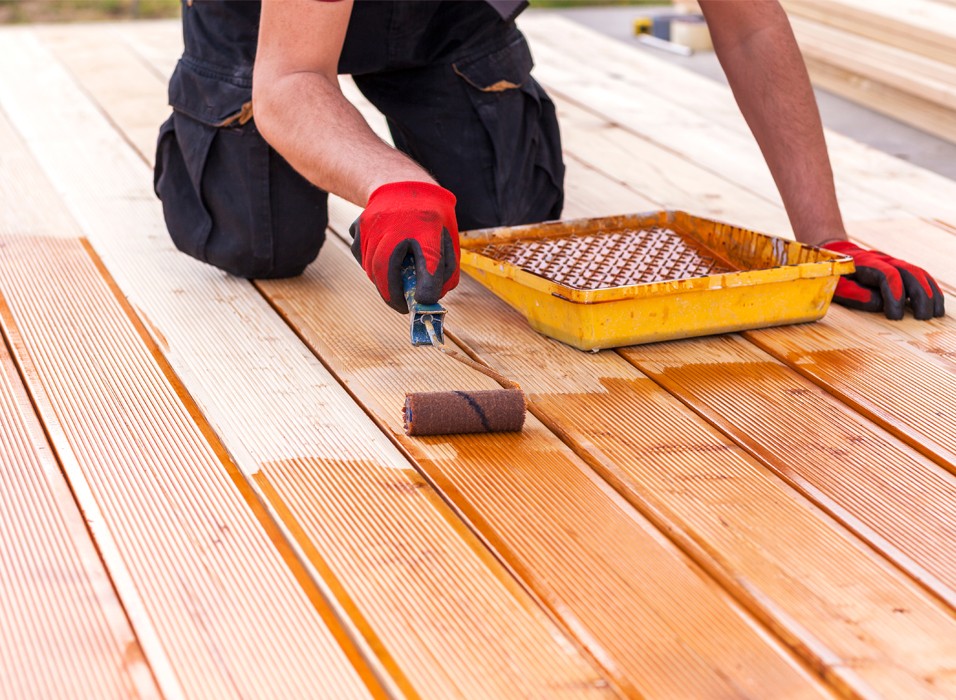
0, 322, 160, 700
4, 28, 616, 699
742, 318, 956, 472
377, 256, 956, 699
259, 234, 831, 699
35, 15, 956, 699
620, 335, 956, 604
0, 236, 377, 700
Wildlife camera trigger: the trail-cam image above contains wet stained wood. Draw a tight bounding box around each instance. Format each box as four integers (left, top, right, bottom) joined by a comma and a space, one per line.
416, 263, 956, 699
4, 27, 617, 700
0, 236, 379, 700
620, 335, 956, 605
259, 235, 830, 699
0, 321, 160, 700
743, 318, 956, 472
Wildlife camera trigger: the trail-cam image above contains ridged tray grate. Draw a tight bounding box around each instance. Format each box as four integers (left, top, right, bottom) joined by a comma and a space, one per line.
475, 227, 737, 290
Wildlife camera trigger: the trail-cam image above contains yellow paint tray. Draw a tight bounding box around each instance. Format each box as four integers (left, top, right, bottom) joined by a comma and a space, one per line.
459, 211, 854, 351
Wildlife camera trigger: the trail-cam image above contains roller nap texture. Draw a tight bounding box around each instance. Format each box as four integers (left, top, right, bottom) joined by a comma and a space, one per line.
404, 389, 526, 436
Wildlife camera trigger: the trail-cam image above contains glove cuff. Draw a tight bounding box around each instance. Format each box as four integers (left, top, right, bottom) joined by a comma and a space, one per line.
822, 240, 863, 255
367, 181, 457, 211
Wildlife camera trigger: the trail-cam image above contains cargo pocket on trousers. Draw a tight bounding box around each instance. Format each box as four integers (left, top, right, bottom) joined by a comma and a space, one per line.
452, 33, 564, 226
154, 111, 216, 261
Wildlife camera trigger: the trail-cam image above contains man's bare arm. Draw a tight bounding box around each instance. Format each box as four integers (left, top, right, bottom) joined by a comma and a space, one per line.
699, 0, 846, 246
253, 0, 434, 206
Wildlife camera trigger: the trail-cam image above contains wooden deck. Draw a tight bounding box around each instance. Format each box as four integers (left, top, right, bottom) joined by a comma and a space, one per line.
1, 13, 955, 700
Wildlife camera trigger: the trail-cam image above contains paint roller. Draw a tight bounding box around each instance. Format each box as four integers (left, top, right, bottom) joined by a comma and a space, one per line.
401, 257, 526, 436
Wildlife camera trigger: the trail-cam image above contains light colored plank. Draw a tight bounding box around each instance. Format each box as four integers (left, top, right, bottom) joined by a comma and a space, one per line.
0, 108, 79, 238
7, 26, 616, 700
520, 14, 956, 223
120, 19, 180, 79
781, 0, 956, 66
846, 219, 956, 293
38, 25, 170, 164
801, 55, 956, 145
553, 97, 794, 237
790, 15, 956, 109
0, 323, 160, 700
260, 233, 831, 699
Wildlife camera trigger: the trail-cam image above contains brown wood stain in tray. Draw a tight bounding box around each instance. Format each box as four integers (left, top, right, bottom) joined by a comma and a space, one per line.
475, 227, 740, 290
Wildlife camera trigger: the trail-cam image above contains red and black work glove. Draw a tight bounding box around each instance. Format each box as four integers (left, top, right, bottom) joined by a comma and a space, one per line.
349, 181, 460, 313
823, 240, 945, 320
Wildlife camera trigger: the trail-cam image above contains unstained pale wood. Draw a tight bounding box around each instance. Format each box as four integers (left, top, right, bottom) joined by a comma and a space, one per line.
781, 0, 956, 66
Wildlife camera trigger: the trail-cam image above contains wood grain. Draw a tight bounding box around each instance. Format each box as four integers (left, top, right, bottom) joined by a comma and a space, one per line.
0, 316, 160, 700
259, 233, 830, 699
5, 26, 615, 700
744, 317, 956, 472
781, 0, 956, 66
0, 236, 378, 700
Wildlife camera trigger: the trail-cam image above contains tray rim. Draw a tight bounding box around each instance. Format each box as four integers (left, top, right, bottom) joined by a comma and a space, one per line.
460, 210, 855, 304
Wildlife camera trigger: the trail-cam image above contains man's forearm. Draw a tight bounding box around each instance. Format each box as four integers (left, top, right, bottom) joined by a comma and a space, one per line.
253, 72, 434, 207
701, 1, 846, 246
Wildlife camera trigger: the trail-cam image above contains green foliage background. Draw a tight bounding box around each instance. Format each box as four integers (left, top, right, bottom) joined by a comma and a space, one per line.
0, 0, 181, 23
0, 0, 662, 24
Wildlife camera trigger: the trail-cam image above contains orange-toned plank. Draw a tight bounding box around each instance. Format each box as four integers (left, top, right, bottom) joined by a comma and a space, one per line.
421, 268, 956, 699
742, 314, 956, 472
259, 234, 830, 699
0, 333, 160, 700
330, 179, 956, 697
826, 301, 956, 375
0, 236, 380, 700
620, 334, 956, 602
7, 28, 618, 700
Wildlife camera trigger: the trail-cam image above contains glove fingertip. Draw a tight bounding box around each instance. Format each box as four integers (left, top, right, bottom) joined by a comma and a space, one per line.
349, 219, 363, 265
930, 278, 946, 318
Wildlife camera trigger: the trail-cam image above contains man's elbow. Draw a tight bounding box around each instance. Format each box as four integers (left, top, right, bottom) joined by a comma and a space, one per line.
251, 73, 281, 146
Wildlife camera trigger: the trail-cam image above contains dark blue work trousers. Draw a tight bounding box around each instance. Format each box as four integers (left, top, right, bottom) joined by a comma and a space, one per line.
154, 0, 565, 279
